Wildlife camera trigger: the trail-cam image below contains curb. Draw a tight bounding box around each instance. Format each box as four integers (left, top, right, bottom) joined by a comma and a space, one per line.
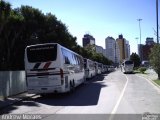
136, 74, 160, 90
150, 79, 160, 89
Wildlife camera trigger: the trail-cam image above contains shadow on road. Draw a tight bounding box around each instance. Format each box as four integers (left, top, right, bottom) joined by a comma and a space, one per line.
0, 98, 39, 115
124, 72, 135, 74
34, 75, 107, 106
0, 74, 107, 114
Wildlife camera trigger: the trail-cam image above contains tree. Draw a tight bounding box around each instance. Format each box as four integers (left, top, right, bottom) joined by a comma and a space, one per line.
82, 45, 112, 65
130, 52, 141, 67
3, 11, 25, 70
149, 44, 160, 79
0, 1, 25, 70
0, 0, 11, 33
0, 1, 111, 70
0, 2, 79, 70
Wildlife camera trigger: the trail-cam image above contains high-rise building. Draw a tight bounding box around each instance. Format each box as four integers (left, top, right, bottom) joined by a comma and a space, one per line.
82, 34, 95, 47
125, 40, 130, 60
146, 37, 155, 45
115, 42, 120, 64
105, 37, 115, 62
103, 49, 107, 58
105, 36, 120, 63
95, 45, 103, 54
116, 34, 126, 62
138, 37, 155, 61
95, 45, 108, 59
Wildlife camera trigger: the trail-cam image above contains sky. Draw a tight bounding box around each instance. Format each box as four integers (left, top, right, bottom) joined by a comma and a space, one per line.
6, 0, 159, 54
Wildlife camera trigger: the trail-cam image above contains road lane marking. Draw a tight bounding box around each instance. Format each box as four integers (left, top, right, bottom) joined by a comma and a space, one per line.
111, 74, 129, 114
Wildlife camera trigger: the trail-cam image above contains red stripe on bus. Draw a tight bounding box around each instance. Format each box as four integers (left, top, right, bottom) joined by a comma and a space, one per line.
43, 62, 52, 69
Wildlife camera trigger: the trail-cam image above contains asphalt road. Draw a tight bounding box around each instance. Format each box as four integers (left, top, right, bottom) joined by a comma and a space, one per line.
0, 69, 160, 120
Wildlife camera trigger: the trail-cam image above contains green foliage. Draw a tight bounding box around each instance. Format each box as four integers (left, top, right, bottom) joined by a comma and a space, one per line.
0, 1, 111, 70
154, 80, 160, 85
0, 1, 78, 70
0, 0, 11, 22
133, 67, 139, 70
78, 45, 112, 65
0, 1, 25, 70
149, 44, 160, 79
130, 52, 141, 67
138, 67, 147, 74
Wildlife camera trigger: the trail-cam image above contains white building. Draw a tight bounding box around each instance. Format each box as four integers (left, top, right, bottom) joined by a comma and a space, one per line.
103, 49, 107, 58
125, 40, 130, 60
95, 45, 103, 54
95, 45, 109, 59
105, 36, 120, 63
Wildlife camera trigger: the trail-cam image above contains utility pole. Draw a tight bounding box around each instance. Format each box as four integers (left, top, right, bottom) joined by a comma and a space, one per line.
137, 19, 142, 61
135, 37, 139, 53
137, 19, 142, 45
156, 0, 159, 44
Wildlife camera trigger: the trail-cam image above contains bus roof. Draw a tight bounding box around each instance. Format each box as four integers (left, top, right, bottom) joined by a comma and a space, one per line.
25, 43, 83, 58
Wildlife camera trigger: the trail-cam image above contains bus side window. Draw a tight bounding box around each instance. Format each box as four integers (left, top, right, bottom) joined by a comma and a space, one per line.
79, 57, 84, 71
62, 48, 70, 65
61, 48, 66, 64
72, 53, 76, 65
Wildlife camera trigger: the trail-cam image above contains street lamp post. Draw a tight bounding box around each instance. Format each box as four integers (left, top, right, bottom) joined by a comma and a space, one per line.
135, 37, 139, 53
156, 0, 159, 44
137, 19, 142, 45
137, 19, 142, 61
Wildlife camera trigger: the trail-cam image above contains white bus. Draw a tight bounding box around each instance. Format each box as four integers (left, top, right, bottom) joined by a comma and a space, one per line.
94, 62, 98, 75
121, 60, 134, 73
24, 43, 85, 94
84, 58, 96, 79
103, 65, 109, 73
97, 63, 103, 74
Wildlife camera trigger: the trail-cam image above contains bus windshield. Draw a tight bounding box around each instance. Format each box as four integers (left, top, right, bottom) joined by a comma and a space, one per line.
27, 44, 57, 62
125, 61, 133, 65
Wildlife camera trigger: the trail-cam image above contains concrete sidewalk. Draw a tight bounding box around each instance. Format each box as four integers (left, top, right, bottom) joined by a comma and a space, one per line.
0, 92, 35, 110
138, 69, 158, 80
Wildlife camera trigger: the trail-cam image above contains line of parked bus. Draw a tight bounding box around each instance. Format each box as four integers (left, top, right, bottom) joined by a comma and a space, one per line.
24, 43, 115, 94
84, 58, 114, 79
